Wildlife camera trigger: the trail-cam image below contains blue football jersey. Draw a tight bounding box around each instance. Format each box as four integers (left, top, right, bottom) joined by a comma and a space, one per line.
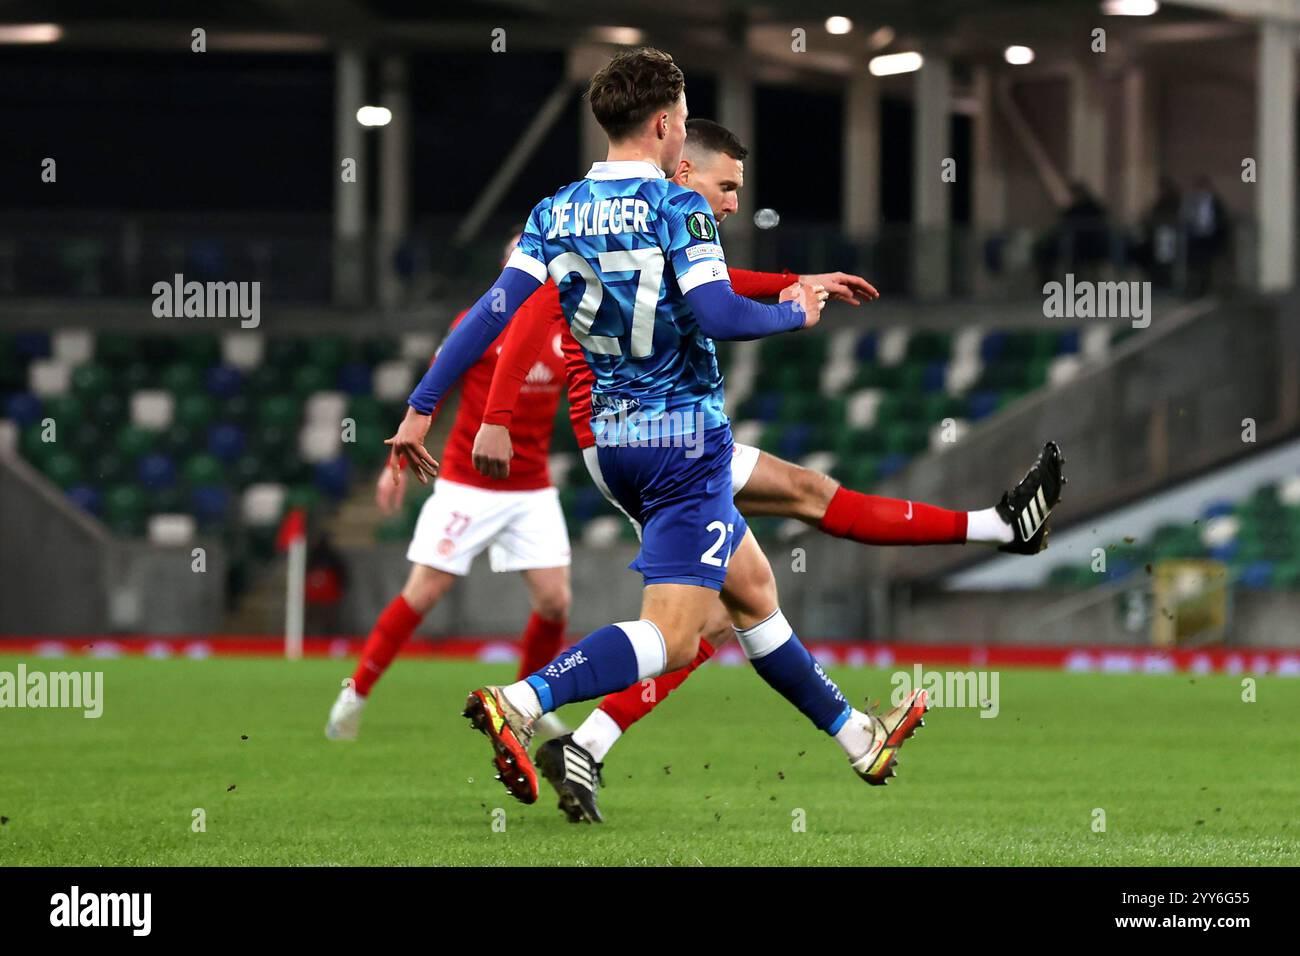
510, 160, 731, 445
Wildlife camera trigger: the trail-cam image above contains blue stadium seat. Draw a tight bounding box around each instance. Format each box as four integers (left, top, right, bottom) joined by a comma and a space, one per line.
207, 423, 246, 464
336, 361, 373, 396
979, 331, 1007, 362
776, 422, 812, 462
1103, 558, 1137, 581
1208, 542, 1239, 563
314, 457, 351, 499
966, 391, 1002, 421
921, 361, 946, 393
876, 452, 909, 479
1202, 500, 1234, 520
186, 239, 227, 281
191, 484, 232, 525
854, 331, 877, 362
751, 392, 783, 423
137, 452, 177, 490
3, 392, 42, 426
1238, 561, 1275, 589
205, 364, 245, 399
66, 483, 102, 518
14, 332, 51, 360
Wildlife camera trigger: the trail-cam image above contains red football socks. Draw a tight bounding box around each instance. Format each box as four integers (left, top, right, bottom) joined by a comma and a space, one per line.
515, 612, 567, 681
598, 638, 716, 731
819, 486, 967, 546
351, 594, 422, 696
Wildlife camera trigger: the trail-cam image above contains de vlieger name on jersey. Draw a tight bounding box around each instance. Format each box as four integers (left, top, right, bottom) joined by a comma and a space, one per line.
545, 197, 652, 238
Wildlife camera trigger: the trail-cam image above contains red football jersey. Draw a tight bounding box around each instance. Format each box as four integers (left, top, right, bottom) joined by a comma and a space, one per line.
483, 268, 799, 450
434, 309, 566, 491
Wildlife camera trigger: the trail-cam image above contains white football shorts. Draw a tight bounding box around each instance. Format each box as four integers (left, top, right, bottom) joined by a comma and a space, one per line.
406, 479, 571, 576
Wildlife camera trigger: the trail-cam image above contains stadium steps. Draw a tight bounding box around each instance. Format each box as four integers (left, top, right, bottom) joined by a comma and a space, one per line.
0, 443, 114, 632
328, 484, 388, 550
222, 561, 287, 634
222, 467, 389, 632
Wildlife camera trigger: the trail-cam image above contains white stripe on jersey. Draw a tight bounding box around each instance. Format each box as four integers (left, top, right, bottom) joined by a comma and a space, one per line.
506, 248, 548, 282
677, 259, 730, 294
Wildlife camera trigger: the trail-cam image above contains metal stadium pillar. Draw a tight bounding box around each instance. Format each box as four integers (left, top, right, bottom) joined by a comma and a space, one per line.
719, 11, 755, 267
1257, 20, 1297, 292
1120, 66, 1158, 227
843, 69, 881, 242
971, 66, 1005, 232
1068, 58, 1107, 199
971, 65, 1005, 295
568, 44, 610, 172
333, 49, 366, 306
912, 49, 952, 299
376, 54, 410, 311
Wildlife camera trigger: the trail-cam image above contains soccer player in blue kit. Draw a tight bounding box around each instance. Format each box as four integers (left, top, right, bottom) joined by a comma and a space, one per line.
386, 47, 929, 805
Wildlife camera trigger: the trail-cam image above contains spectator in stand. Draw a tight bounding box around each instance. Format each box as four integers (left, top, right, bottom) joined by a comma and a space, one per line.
1180, 174, 1229, 297
305, 533, 349, 635
1135, 175, 1181, 290
1036, 181, 1112, 284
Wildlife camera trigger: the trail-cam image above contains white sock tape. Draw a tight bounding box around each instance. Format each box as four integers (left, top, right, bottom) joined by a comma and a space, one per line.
614, 619, 667, 680
733, 609, 793, 660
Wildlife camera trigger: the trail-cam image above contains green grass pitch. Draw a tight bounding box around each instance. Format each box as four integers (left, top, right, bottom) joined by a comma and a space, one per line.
1, 654, 1297, 866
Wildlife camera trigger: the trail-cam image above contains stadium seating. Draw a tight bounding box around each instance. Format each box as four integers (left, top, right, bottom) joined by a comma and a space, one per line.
1045, 476, 1300, 591
5, 322, 1208, 596
0, 329, 412, 594
727, 325, 1098, 499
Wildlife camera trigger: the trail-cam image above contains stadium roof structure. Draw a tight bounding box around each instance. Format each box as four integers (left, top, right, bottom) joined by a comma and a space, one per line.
2, 0, 1295, 299
0, 0, 1265, 67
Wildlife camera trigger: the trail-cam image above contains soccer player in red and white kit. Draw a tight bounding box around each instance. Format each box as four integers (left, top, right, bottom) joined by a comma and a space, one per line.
470, 118, 1064, 820
324, 229, 573, 741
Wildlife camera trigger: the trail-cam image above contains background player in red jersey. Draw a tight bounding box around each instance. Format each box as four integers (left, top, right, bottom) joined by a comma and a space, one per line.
470, 119, 1060, 821
325, 229, 573, 741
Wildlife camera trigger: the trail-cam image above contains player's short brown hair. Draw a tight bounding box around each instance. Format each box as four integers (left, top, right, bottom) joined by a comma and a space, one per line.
684, 118, 748, 161
586, 48, 685, 142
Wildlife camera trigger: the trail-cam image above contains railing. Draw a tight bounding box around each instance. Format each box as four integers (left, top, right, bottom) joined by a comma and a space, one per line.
0, 213, 1264, 307
750, 219, 1259, 302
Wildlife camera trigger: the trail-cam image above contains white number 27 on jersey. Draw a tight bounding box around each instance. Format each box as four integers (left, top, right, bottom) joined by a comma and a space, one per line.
700, 520, 735, 568
549, 247, 663, 359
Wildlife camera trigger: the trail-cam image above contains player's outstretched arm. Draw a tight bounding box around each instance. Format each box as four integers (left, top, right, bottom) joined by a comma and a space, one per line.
730, 267, 799, 298
406, 269, 541, 414
388, 268, 541, 483
385, 406, 439, 483
799, 271, 879, 305
731, 268, 878, 305
375, 460, 408, 514
670, 196, 826, 339
684, 278, 826, 340
473, 281, 562, 479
